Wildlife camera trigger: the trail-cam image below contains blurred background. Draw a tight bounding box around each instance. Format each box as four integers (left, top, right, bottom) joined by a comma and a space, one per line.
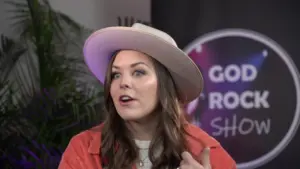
0, 0, 299, 168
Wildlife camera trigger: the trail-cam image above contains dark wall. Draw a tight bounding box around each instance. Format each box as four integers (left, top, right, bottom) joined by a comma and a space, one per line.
151, 1, 300, 169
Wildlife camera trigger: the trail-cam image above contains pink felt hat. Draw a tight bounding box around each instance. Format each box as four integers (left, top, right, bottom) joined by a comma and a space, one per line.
83, 23, 203, 102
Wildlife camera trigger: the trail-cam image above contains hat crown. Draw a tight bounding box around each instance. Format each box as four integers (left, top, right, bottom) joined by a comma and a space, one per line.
132, 23, 178, 47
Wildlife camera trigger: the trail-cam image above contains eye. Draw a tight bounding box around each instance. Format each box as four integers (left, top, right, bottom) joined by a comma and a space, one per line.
111, 72, 120, 80
133, 69, 146, 77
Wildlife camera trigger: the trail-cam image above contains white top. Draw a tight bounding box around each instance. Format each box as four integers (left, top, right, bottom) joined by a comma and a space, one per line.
134, 139, 152, 169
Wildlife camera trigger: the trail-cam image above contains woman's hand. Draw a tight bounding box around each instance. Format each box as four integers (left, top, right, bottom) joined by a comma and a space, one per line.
178, 148, 211, 169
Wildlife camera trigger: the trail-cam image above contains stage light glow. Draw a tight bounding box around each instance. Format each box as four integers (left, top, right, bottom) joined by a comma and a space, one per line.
263, 49, 268, 57
195, 44, 202, 53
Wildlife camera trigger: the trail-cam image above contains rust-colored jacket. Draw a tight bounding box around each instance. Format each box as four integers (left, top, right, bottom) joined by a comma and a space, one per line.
58, 123, 236, 169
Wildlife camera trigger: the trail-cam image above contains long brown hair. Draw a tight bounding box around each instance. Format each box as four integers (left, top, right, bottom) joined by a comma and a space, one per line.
100, 50, 189, 169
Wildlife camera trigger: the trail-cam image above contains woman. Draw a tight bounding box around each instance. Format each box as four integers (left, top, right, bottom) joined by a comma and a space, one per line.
58, 23, 236, 169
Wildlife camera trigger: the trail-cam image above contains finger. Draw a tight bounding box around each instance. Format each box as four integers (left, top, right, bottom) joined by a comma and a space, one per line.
200, 147, 211, 168
181, 151, 196, 164
180, 159, 186, 166
178, 164, 189, 169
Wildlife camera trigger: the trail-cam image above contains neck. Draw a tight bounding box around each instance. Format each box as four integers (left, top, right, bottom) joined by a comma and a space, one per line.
125, 116, 158, 140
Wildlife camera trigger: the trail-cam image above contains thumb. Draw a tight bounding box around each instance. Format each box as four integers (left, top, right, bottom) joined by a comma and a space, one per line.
181, 151, 196, 164
200, 147, 211, 168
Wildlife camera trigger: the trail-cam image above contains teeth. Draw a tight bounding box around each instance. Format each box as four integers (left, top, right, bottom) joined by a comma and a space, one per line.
121, 96, 131, 101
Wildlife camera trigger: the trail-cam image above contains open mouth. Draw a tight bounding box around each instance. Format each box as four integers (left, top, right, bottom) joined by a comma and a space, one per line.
119, 95, 135, 104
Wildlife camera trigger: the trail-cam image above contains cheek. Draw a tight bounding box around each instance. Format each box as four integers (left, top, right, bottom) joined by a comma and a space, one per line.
110, 83, 118, 100
139, 78, 158, 100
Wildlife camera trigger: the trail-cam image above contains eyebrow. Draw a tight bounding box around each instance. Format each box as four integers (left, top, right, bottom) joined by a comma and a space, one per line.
112, 62, 149, 69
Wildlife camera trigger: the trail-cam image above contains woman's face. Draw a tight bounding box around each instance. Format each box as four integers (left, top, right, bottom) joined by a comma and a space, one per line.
110, 50, 158, 121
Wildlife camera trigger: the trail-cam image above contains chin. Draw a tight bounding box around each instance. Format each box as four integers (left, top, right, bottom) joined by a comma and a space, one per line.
118, 112, 147, 121
120, 115, 143, 121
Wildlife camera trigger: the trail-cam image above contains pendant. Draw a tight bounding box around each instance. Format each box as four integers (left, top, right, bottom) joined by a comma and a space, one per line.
139, 161, 144, 167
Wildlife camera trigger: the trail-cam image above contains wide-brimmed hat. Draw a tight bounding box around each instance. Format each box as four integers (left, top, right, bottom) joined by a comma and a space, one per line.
83, 23, 203, 103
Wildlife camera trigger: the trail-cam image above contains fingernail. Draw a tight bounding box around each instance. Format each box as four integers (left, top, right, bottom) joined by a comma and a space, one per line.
204, 147, 210, 152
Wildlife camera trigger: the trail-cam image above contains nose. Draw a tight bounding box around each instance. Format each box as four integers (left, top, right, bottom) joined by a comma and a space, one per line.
119, 74, 131, 89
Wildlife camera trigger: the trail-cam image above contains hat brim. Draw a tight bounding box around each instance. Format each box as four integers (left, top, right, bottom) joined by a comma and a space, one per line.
83, 27, 203, 102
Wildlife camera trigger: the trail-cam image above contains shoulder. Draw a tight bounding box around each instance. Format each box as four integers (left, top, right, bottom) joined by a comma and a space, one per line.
71, 124, 103, 145
185, 123, 220, 148
185, 123, 236, 169
66, 124, 103, 152
58, 124, 104, 168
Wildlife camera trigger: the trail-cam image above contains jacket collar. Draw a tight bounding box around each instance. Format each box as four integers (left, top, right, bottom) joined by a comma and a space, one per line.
87, 123, 219, 155
88, 124, 103, 154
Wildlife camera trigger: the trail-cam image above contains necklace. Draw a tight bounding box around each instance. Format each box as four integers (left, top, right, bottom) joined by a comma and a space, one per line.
138, 147, 150, 167
138, 156, 148, 167
134, 139, 151, 168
